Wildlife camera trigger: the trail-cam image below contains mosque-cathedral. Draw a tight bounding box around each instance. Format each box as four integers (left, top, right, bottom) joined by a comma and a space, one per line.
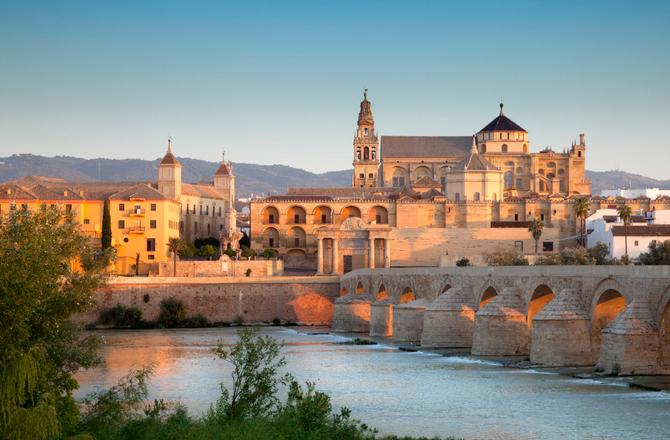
248, 91, 667, 273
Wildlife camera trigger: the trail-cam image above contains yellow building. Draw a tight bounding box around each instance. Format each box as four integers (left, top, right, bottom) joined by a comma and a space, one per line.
0, 140, 237, 276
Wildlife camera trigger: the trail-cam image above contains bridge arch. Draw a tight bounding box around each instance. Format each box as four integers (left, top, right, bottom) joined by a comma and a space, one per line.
355, 281, 365, 294
591, 286, 628, 359
377, 283, 388, 301
399, 287, 416, 304
528, 284, 556, 325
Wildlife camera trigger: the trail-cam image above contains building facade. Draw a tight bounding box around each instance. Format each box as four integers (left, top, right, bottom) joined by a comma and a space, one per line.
0, 140, 237, 275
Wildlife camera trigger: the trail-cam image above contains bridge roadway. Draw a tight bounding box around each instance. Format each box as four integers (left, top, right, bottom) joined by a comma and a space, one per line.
334, 266, 670, 375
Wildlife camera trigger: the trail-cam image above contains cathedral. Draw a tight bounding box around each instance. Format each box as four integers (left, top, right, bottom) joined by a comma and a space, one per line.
353, 90, 590, 197
249, 91, 606, 273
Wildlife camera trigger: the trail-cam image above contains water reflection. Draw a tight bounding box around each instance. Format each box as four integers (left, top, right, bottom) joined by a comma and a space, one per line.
76, 327, 670, 440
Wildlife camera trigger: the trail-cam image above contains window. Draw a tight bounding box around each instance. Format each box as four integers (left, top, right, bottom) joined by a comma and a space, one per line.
357, 150, 361, 160
514, 241, 524, 252
634, 240, 639, 246
194, 221, 198, 235
192, 205, 196, 214
269, 214, 275, 224
84, 219, 90, 225
376, 214, 382, 223
502, 144, 508, 152
219, 224, 223, 230
186, 204, 189, 212
371, 150, 376, 159
207, 224, 211, 235
364, 147, 369, 160
294, 214, 300, 224
578, 151, 582, 157
540, 214, 545, 221
199, 205, 203, 215
151, 203, 156, 211
146, 238, 156, 252
65, 204, 72, 214
455, 193, 460, 202
368, 173, 374, 179
514, 213, 519, 221
504, 171, 513, 189
269, 237, 275, 247
516, 178, 522, 189
364, 128, 368, 135
321, 214, 328, 224
359, 173, 364, 179
294, 238, 300, 247
118, 220, 125, 229
150, 220, 157, 229
148, 254, 155, 260
218, 207, 222, 216
123, 237, 129, 243
542, 241, 554, 252
119, 203, 125, 211
206, 206, 209, 215
473, 192, 481, 201
392, 176, 405, 187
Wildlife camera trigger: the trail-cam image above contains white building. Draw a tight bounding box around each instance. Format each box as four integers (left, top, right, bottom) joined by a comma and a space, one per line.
587, 208, 670, 259
600, 188, 670, 199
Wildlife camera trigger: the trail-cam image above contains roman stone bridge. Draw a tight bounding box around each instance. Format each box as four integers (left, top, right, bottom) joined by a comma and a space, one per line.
334, 266, 670, 375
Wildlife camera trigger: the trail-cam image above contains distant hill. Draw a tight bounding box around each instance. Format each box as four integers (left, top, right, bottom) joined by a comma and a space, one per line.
1, 153, 667, 197
0, 153, 351, 197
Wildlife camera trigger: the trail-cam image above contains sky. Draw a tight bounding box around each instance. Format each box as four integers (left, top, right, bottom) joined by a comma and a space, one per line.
1, 0, 669, 178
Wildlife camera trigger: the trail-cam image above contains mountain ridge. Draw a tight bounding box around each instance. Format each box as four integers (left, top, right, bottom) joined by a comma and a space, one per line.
1, 153, 668, 197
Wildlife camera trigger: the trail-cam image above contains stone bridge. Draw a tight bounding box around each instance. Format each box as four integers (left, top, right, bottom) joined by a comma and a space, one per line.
334, 266, 670, 375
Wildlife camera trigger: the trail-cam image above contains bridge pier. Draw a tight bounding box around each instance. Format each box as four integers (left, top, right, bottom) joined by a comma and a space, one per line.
331, 293, 374, 333
421, 287, 475, 348
369, 298, 394, 337
530, 289, 592, 366
597, 300, 660, 375
472, 287, 529, 356
392, 299, 430, 343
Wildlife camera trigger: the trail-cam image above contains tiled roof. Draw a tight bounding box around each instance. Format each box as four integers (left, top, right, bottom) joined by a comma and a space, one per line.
381, 136, 471, 159
215, 162, 231, 176
612, 225, 670, 237
109, 184, 170, 200
0, 184, 37, 200
413, 176, 441, 188
159, 152, 180, 165
287, 187, 397, 199
181, 183, 226, 200
453, 151, 499, 171
478, 107, 527, 133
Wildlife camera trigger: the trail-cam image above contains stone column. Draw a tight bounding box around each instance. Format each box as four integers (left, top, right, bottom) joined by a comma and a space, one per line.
369, 238, 375, 269
316, 238, 324, 275
384, 239, 391, 268
332, 238, 339, 274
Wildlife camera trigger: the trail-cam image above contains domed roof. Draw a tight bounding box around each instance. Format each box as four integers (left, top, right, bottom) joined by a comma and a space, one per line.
478, 103, 527, 133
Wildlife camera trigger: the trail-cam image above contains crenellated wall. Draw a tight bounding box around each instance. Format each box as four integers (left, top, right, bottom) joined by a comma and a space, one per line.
335, 266, 670, 375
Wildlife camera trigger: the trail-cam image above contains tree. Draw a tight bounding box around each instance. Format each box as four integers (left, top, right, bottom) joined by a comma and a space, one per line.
637, 240, 670, 265
528, 218, 544, 254
211, 328, 292, 420
166, 237, 185, 276
0, 207, 108, 439
617, 204, 632, 261
486, 251, 529, 266
101, 199, 112, 251
574, 197, 590, 247
199, 244, 218, 259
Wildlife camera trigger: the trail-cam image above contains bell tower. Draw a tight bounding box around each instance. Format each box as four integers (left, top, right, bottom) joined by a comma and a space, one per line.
352, 89, 379, 187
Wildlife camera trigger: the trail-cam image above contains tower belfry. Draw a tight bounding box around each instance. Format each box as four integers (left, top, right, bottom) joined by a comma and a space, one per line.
352, 89, 380, 187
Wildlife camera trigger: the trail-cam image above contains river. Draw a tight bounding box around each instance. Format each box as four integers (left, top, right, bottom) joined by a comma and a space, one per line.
75, 327, 670, 440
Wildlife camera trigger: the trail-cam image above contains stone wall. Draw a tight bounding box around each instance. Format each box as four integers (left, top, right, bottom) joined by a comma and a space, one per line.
157, 258, 283, 277
76, 276, 339, 325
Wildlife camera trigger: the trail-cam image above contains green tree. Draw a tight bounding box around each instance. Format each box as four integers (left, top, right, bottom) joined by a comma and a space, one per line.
617, 204, 633, 261
199, 244, 219, 259
528, 218, 544, 254
0, 207, 107, 439
210, 328, 292, 421
486, 251, 529, 266
101, 199, 112, 251
637, 240, 670, 265
574, 197, 590, 247
166, 237, 185, 276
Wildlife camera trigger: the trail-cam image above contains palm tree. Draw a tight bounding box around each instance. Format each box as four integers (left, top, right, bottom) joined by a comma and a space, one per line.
167, 237, 186, 276
617, 204, 632, 261
574, 197, 590, 247
528, 218, 545, 254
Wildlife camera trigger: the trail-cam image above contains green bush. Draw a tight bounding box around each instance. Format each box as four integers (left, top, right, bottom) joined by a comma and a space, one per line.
245, 268, 252, 277
178, 243, 196, 258
455, 257, 471, 267
486, 251, 529, 266
99, 304, 143, 328
260, 248, 278, 259
182, 314, 209, 328
158, 297, 187, 328
241, 247, 257, 258
198, 244, 218, 259
637, 239, 670, 265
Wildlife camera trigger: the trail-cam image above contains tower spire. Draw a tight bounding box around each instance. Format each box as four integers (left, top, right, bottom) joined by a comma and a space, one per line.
167, 137, 173, 154
499, 99, 504, 116
471, 134, 479, 154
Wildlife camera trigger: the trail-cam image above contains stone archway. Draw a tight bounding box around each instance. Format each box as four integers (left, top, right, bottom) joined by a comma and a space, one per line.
356, 281, 365, 294
479, 286, 498, 309
400, 287, 415, 304
528, 284, 555, 325
591, 288, 628, 360
377, 283, 388, 301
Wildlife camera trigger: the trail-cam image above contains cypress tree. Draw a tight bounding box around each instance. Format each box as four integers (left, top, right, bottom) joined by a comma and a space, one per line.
101, 199, 112, 250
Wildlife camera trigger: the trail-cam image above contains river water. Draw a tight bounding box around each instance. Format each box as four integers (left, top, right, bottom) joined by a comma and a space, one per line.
75, 327, 670, 440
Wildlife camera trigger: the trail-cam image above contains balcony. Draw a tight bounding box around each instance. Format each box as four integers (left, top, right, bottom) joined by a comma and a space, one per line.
127, 208, 146, 217
128, 226, 146, 234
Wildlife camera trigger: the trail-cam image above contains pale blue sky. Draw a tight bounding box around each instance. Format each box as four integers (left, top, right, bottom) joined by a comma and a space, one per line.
1, 0, 669, 178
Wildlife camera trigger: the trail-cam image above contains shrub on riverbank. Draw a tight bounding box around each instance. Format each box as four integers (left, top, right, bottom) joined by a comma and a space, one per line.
97, 300, 211, 329
99, 304, 143, 328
